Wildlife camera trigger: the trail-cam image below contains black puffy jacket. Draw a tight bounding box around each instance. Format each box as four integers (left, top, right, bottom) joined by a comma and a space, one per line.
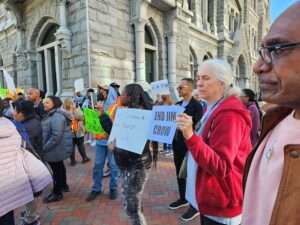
99, 113, 152, 171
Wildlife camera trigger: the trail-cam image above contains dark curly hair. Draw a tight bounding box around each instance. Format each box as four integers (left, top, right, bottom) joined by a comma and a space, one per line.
123, 84, 152, 110
242, 88, 256, 102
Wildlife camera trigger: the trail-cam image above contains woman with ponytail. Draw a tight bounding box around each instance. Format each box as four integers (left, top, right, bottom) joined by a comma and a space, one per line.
108, 83, 153, 225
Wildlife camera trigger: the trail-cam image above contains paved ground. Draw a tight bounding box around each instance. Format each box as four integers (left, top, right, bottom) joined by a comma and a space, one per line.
17, 146, 200, 225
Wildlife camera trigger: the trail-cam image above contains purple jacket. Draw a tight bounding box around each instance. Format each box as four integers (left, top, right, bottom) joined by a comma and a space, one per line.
247, 102, 261, 145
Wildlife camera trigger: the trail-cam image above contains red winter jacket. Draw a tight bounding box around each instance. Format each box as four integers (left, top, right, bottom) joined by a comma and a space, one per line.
186, 96, 252, 217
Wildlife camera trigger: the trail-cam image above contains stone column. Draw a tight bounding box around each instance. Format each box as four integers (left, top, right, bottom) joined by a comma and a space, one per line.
195, 0, 202, 29
133, 18, 147, 83
211, 0, 217, 34
55, 0, 71, 52
15, 23, 26, 52
167, 34, 176, 86
166, 10, 177, 88
202, 0, 208, 31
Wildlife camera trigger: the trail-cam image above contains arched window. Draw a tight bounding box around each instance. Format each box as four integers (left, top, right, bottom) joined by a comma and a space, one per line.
36, 23, 61, 96
207, 0, 214, 26
203, 52, 213, 61
229, 10, 233, 32
0, 56, 4, 88
187, 0, 192, 11
252, 0, 257, 11
236, 55, 247, 88
189, 47, 198, 80
145, 25, 157, 83
253, 34, 257, 51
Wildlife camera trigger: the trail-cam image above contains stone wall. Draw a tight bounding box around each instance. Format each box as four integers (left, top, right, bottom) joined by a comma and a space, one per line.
88, 0, 135, 87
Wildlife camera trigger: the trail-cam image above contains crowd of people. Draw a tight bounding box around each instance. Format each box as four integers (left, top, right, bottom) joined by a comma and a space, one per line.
1, 2, 300, 225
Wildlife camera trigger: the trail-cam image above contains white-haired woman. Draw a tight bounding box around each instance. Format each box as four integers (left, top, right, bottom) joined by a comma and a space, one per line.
177, 59, 252, 225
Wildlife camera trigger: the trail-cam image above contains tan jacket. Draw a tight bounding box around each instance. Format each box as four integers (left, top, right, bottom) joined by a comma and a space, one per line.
243, 106, 300, 225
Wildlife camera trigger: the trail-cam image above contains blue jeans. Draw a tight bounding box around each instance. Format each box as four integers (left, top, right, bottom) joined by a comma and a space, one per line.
92, 141, 119, 192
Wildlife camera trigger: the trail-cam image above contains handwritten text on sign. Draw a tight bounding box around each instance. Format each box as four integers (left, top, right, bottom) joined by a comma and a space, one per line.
150, 80, 170, 96
148, 105, 185, 144
108, 108, 152, 155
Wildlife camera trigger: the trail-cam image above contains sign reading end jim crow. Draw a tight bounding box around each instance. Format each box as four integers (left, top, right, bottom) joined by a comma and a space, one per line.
148, 105, 185, 144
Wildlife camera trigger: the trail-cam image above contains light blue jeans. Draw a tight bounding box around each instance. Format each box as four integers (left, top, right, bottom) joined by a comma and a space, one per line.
92, 141, 119, 192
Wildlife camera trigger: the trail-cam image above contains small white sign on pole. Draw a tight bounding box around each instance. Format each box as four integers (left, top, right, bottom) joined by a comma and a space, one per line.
150, 79, 170, 97
74, 78, 85, 93
2, 69, 16, 93
148, 105, 185, 144
108, 108, 152, 154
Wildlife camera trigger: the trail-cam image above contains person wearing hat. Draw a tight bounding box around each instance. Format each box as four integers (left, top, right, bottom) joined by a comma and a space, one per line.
86, 83, 120, 202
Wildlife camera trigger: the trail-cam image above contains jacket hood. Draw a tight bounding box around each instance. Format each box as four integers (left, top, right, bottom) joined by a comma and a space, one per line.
0, 117, 16, 138
212, 96, 252, 128
48, 108, 72, 121
56, 108, 73, 121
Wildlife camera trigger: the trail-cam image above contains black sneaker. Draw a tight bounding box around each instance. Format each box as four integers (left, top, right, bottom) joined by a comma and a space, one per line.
43, 193, 63, 203
21, 219, 41, 225
109, 190, 118, 200
180, 206, 200, 222
168, 199, 189, 210
85, 191, 101, 202
82, 158, 91, 164
62, 185, 70, 193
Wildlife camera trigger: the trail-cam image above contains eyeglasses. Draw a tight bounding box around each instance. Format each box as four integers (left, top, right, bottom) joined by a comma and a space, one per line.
258, 41, 300, 65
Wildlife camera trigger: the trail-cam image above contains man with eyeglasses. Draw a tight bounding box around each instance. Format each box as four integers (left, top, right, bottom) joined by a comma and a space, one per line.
242, 2, 300, 225
168, 78, 203, 222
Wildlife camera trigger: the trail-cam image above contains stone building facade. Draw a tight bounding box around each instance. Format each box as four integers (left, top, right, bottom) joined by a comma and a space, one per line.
0, 0, 270, 96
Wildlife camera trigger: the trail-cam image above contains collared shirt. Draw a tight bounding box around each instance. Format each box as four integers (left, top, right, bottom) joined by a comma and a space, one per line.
242, 111, 300, 225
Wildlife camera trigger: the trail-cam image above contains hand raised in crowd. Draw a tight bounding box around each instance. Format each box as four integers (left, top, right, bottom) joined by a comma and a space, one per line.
95, 101, 104, 114
176, 113, 194, 140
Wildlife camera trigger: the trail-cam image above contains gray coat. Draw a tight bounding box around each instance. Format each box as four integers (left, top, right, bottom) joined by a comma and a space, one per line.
42, 108, 73, 162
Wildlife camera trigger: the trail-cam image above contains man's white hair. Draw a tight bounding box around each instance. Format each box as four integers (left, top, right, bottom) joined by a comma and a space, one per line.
199, 59, 235, 97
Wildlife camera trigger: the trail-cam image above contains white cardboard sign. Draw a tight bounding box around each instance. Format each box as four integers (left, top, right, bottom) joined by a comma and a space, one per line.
150, 79, 170, 96
2, 69, 16, 93
74, 78, 84, 93
108, 108, 152, 154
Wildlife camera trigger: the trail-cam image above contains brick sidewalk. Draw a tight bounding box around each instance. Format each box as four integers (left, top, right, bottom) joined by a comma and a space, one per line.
18, 146, 200, 225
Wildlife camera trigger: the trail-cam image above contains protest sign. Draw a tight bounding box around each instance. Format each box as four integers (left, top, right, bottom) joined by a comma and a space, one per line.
148, 105, 185, 144
150, 80, 170, 97
74, 78, 84, 93
83, 108, 105, 135
3, 69, 16, 93
0, 88, 8, 98
108, 108, 152, 154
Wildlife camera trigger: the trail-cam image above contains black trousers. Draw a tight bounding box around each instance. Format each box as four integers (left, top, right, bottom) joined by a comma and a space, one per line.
0, 211, 14, 225
173, 147, 186, 200
49, 161, 67, 195
71, 137, 88, 162
201, 216, 226, 225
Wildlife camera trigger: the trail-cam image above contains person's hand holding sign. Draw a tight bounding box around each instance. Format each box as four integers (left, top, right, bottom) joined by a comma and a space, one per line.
108, 139, 116, 152
176, 113, 193, 140
95, 101, 105, 115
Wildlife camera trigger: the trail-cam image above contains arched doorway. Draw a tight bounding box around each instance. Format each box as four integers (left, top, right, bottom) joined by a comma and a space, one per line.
36, 22, 61, 96
145, 25, 157, 83
236, 55, 247, 88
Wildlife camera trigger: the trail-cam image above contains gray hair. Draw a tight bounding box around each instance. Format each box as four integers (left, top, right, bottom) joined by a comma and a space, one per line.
199, 59, 236, 98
